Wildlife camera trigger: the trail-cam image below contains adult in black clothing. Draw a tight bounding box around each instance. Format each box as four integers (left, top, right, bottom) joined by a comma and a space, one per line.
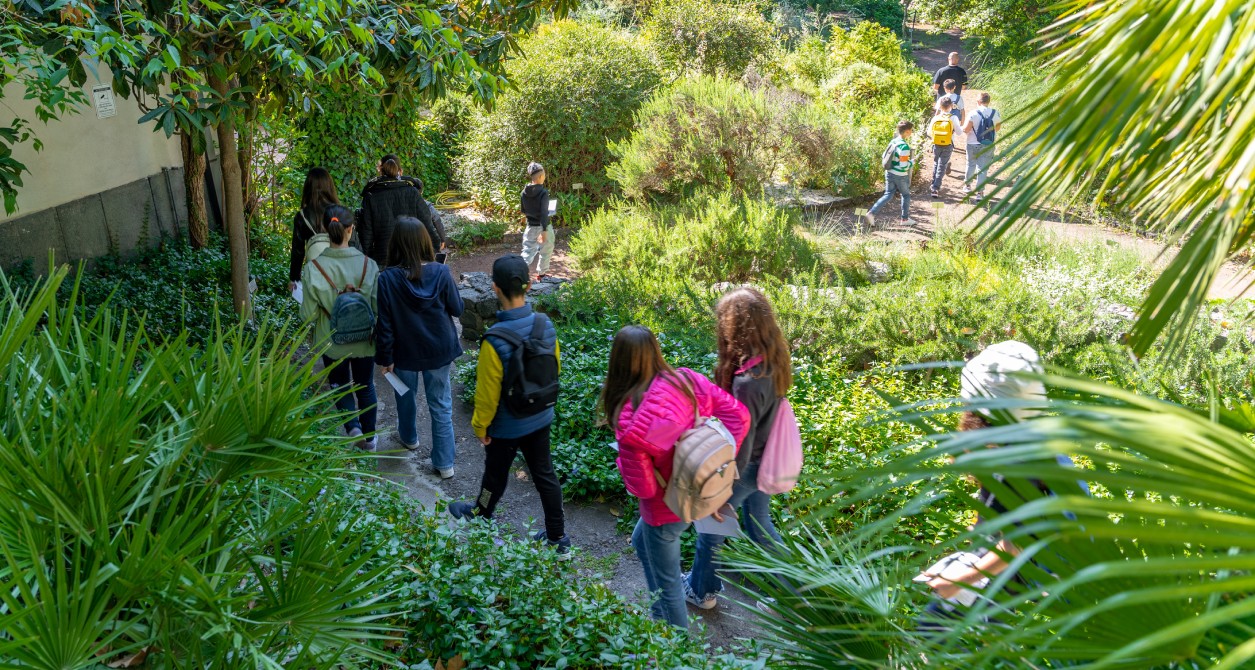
359, 155, 444, 266
288, 167, 342, 293
932, 52, 969, 98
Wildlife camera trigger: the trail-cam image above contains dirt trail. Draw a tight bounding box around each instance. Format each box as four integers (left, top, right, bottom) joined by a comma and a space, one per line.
830, 24, 1255, 300
361, 231, 764, 648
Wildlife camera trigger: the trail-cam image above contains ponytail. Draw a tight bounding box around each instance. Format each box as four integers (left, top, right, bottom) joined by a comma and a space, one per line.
380, 154, 401, 178
324, 205, 354, 244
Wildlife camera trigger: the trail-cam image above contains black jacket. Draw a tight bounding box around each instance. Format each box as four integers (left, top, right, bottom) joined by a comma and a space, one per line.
359, 178, 443, 265
520, 183, 551, 229
731, 362, 782, 472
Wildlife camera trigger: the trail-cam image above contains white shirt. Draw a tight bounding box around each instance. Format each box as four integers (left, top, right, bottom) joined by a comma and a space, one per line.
964, 105, 1003, 146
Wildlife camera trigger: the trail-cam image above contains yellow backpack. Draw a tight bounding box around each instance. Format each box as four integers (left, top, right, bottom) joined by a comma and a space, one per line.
931, 117, 954, 146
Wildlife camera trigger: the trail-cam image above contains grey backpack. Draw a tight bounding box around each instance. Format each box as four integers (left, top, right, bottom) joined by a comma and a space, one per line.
653, 411, 740, 523
311, 257, 374, 345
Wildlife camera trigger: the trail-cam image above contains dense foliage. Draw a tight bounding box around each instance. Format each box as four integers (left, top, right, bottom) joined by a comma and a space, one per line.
295, 86, 453, 208
457, 20, 661, 214
910, 0, 1058, 62
643, 0, 776, 76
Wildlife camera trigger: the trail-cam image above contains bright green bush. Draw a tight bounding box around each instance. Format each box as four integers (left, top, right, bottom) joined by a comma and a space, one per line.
295, 85, 452, 208
780, 103, 881, 194
782, 0, 905, 32
643, 0, 776, 76
457, 20, 661, 214
445, 218, 511, 250
573, 191, 821, 284
0, 271, 394, 667
608, 77, 782, 199
829, 20, 909, 71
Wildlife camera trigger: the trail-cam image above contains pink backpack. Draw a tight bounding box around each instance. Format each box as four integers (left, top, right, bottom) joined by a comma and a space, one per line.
758, 398, 802, 494
737, 357, 804, 495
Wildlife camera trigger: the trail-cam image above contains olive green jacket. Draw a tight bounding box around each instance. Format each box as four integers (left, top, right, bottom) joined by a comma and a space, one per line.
299, 246, 379, 360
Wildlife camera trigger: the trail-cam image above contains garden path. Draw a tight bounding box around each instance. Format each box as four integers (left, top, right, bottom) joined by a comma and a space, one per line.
826, 23, 1255, 301
364, 233, 765, 649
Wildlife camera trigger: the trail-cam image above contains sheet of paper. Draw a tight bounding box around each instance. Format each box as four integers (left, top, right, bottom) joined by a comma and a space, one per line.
291, 281, 303, 304
548, 198, 558, 215
384, 371, 410, 396
694, 504, 740, 537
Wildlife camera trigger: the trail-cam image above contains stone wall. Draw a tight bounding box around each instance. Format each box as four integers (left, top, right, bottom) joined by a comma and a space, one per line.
0, 168, 188, 273
458, 271, 567, 340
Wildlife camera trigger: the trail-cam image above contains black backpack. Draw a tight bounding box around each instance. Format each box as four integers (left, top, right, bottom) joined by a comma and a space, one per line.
486, 314, 560, 417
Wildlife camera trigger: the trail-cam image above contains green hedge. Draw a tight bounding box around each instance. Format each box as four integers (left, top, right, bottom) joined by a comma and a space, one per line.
296, 86, 452, 208
457, 20, 662, 216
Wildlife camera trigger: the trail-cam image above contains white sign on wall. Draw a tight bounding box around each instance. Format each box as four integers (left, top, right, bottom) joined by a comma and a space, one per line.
92, 85, 117, 119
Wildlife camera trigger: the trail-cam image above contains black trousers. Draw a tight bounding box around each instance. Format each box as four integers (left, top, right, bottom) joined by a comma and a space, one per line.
473, 426, 566, 541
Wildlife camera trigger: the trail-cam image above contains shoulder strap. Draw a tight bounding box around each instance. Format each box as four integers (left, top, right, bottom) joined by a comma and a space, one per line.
311, 259, 339, 292
736, 356, 764, 376
529, 313, 548, 342
300, 209, 319, 236
485, 325, 525, 349
358, 256, 369, 288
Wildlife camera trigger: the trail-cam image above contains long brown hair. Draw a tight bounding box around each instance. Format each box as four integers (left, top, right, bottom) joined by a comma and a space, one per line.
380, 154, 402, 178
712, 287, 792, 396
387, 216, 435, 281
300, 167, 340, 228
599, 325, 696, 430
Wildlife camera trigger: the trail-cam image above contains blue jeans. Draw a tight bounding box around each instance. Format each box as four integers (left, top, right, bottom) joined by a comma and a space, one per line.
631, 518, 692, 629
323, 355, 377, 435
688, 460, 783, 599
393, 363, 455, 470
870, 171, 911, 220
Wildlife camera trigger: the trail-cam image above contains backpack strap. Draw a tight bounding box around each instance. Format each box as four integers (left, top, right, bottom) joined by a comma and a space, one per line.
354, 255, 369, 291
311, 259, 339, 292
484, 324, 525, 349
529, 313, 548, 343
300, 209, 319, 236
736, 355, 764, 376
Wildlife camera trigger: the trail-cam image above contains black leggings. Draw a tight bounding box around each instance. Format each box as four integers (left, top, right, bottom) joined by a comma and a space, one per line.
473, 426, 566, 541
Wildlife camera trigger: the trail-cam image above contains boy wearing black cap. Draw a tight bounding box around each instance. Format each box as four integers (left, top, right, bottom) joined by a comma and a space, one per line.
449, 255, 571, 557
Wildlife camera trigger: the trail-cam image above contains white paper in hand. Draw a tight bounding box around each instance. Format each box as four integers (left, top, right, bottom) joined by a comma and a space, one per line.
694, 504, 740, 537
548, 198, 558, 215
291, 281, 303, 304
384, 371, 410, 396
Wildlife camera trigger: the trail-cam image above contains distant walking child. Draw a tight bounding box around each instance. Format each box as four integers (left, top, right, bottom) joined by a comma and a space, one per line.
300, 205, 380, 450
867, 121, 915, 227
929, 98, 957, 198
685, 288, 793, 610
520, 162, 555, 280
375, 217, 464, 476
963, 92, 1003, 198
448, 256, 570, 557
604, 325, 749, 629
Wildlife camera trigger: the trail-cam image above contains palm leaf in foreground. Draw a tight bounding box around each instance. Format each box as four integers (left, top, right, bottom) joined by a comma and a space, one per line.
974, 0, 1255, 354
736, 371, 1255, 668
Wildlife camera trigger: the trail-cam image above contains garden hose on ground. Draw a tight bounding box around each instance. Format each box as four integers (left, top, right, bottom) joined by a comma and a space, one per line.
434, 190, 474, 210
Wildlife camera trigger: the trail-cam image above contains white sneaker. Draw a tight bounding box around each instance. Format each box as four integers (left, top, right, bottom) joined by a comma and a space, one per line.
435, 466, 455, 480
864, 212, 876, 227
682, 572, 718, 610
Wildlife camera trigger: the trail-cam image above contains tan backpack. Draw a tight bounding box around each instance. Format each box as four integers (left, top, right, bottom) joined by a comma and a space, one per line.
654, 412, 740, 523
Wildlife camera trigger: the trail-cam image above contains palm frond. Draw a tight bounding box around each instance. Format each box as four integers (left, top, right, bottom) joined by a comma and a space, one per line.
975, 0, 1255, 354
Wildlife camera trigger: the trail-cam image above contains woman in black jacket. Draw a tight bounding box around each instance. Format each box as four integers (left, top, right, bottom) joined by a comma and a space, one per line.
359, 155, 443, 265
288, 167, 341, 293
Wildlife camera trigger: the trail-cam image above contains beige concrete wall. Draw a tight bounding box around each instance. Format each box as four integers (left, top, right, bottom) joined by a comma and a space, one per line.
0, 65, 183, 223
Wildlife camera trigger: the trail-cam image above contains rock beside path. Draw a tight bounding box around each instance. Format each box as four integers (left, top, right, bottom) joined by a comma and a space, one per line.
458, 271, 569, 340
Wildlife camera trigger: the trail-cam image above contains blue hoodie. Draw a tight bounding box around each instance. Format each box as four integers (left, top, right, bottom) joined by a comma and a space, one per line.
375, 263, 464, 371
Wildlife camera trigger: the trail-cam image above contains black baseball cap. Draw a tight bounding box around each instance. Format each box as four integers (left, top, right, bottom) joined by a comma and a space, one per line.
492, 255, 531, 293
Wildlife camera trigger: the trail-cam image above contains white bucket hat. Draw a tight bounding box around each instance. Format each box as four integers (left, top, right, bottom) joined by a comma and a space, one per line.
959, 340, 1046, 421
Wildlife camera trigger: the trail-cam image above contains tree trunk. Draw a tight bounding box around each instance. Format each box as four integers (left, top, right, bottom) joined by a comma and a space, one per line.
238, 118, 258, 225
209, 70, 251, 318
180, 131, 209, 249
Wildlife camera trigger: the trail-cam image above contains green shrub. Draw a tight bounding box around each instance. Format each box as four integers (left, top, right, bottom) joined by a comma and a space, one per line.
355, 484, 765, 668
782, 0, 905, 32
295, 85, 452, 208
822, 62, 894, 101
643, 0, 776, 76
829, 20, 908, 71
608, 77, 782, 199
457, 20, 661, 214
574, 191, 821, 284
780, 103, 880, 194
445, 218, 511, 250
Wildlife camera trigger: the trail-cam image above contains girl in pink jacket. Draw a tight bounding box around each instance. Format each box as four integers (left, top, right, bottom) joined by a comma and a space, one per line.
600, 325, 749, 629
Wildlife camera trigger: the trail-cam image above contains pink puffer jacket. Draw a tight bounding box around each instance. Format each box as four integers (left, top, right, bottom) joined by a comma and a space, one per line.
615, 369, 750, 526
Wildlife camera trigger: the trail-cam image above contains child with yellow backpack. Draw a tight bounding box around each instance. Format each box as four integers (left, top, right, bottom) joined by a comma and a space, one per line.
928, 97, 958, 198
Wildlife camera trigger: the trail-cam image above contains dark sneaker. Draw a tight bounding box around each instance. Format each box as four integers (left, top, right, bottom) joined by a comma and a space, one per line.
930, 189, 939, 198
531, 529, 573, 560
448, 501, 476, 520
